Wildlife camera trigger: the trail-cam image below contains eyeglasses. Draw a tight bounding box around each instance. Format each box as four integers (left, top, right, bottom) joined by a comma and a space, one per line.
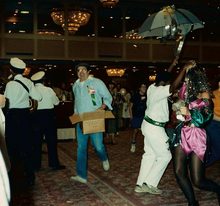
76, 67, 87, 73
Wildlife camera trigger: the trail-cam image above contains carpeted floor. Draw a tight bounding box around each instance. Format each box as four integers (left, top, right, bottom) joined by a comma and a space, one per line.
10, 128, 220, 206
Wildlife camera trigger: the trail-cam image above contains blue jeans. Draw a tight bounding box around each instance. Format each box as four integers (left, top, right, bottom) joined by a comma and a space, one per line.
76, 123, 108, 179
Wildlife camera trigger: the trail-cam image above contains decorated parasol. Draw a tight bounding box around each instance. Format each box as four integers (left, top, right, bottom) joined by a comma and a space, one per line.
137, 5, 204, 57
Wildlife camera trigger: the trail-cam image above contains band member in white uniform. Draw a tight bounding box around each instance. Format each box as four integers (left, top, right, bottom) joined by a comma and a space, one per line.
31, 71, 66, 171
4, 57, 42, 186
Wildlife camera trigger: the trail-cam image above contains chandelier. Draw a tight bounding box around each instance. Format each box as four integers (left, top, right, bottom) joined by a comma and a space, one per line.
106, 68, 125, 77
149, 75, 156, 81
100, 0, 119, 8
50, 6, 92, 35
22, 67, 31, 76
37, 29, 63, 36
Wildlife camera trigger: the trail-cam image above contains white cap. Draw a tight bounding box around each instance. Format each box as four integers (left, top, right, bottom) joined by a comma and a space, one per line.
10, 57, 26, 69
31, 71, 45, 81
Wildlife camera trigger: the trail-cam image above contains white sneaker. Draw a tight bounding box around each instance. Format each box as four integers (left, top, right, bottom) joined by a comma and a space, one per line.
70, 175, 87, 184
134, 185, 145, 193
103, 159, 110, 171
142, 183, 163, 194
130, 145, 136, 153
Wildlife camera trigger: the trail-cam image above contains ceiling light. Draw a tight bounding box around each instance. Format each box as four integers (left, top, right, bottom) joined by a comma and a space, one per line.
50, 6, 92, 35
22, 68, 31, 76
37, 29, 63, 36
106, 68, 125, 77
100, 0, 119, 8
149, 75, 156, 81
20, 11, 29, 14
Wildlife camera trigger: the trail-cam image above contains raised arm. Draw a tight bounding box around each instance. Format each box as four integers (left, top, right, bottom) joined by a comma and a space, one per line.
167, 57, 179, 72
169, 60, 196, 94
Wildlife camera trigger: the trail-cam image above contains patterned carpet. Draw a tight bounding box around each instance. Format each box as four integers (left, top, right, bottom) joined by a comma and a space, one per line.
10, 128, 220, 206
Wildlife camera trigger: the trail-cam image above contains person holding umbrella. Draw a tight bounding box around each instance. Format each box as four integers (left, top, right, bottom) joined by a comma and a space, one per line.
134, 58, 195, 194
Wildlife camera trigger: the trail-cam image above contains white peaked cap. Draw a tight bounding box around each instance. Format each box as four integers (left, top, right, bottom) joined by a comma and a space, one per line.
31, 71, 45, 81
10, 57, 26, 69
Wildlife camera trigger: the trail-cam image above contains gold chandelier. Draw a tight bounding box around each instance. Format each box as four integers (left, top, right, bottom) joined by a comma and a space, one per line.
37, 29, 63, 36
106, 68, 125, 77
100, 0, 119, 8
50, 6, 92, 35
149, 75, 156, 81
22, 67, 31, 76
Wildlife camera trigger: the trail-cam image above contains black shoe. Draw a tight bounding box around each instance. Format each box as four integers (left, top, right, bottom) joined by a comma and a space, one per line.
52, 165, 66, 170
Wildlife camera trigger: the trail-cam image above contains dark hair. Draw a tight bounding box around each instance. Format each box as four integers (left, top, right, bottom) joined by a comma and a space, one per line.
185, 66, 213, 106
107, 80, 115, 87
155, 71, 172, 85
137, 82, 146, 89
10, 65, 25, 74
75, 62, 90, 71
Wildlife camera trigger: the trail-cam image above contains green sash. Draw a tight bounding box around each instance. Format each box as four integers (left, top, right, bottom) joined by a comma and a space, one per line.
144, 116, 166, 127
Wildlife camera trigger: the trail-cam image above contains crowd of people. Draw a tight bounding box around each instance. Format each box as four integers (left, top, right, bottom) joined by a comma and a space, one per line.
0, 57, 220, 206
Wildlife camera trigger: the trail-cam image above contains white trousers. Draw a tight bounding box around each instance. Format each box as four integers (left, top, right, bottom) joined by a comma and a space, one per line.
136, 120, 172, 187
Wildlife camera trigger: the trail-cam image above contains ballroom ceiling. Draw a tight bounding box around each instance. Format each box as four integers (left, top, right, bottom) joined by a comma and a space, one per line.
1, 0, 219, 38
0, 0, 219, 87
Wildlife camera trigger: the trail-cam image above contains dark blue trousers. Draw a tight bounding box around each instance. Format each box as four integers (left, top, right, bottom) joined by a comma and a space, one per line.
5, 108, 35, 182
31, 109, 60, 169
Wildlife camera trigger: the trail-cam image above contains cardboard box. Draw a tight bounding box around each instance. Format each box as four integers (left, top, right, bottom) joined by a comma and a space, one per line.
69, 110, 115, 135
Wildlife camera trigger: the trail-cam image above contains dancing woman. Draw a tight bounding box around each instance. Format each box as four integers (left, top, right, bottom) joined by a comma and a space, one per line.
173, 64, 220, 206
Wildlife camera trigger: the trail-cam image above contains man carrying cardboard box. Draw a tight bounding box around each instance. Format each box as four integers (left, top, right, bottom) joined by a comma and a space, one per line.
70, 62, 113, 184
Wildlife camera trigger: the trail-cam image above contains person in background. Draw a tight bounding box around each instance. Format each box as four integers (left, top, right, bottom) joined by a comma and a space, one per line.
60, 82, 69, 101
135, 57, 188, 194
129, 83, 147, 153
172, 66, 220, 206
106, 80, 118, 144
70, 62, 112, 184
205, 76, 220, 166
121, 88, 131, 130
4, 57, 42, 186
30, 71, 66, 171
52, 81, 62, 100
116, 83, 123, 130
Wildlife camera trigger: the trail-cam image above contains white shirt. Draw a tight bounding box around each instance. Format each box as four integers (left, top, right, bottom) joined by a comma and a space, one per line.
35, 83, 59, 110
0, 150, 10, 206
145, 83, 171, 122
4, 75, 42, 109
